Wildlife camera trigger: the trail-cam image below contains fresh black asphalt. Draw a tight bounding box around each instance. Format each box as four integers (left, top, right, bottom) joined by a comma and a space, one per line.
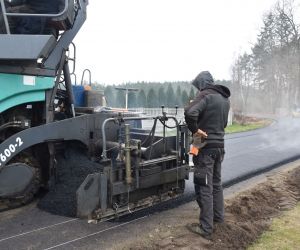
1, 117, 300, 250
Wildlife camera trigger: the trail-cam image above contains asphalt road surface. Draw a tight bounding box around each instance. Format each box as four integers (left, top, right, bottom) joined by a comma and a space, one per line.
186, 116, 300, 192
1, 117, 300, 250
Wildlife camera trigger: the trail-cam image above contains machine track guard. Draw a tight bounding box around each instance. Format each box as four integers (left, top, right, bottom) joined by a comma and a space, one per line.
76, 173, 108, 218
75, 115, 190, 220
76, 163, 189, 220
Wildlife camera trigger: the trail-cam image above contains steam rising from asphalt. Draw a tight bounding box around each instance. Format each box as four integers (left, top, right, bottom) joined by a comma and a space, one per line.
259, 117, 300, 152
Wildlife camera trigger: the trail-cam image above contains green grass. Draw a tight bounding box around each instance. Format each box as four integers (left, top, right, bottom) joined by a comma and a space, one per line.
225, 121, 271, 134
248, 203, 300, 250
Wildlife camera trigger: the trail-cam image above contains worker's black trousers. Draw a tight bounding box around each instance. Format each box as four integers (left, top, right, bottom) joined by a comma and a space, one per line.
193, 148, 225, 234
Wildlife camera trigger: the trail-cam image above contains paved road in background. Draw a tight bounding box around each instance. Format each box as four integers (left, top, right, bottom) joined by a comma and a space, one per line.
225, 117, 300, 182
1, 117, 300, 249
185, 116, 300, 192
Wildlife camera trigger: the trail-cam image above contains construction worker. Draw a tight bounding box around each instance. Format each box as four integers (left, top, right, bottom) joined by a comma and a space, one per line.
184, 71, 231, 239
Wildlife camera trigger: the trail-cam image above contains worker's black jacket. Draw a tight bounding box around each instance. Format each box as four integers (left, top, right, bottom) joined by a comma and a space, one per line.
184, 84, 231, 148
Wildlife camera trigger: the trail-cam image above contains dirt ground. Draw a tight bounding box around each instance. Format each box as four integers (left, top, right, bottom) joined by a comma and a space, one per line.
113, 165, 300, 250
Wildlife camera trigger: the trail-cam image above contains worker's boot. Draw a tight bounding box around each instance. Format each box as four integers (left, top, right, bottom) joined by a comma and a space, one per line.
186, 223, 212, 240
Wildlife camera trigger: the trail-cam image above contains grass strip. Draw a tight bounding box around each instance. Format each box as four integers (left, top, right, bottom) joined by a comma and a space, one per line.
248, 203, 300, 250
225, 120, 271, 134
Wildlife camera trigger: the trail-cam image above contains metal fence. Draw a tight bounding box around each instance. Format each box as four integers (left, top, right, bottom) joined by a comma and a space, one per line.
129, 108, 233, 126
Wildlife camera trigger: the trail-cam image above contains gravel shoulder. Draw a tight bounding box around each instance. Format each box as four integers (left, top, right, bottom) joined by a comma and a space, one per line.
111, 161, 300, 250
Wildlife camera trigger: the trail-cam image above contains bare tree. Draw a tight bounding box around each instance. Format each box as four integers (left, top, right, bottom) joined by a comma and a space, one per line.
231, 0, 300, 115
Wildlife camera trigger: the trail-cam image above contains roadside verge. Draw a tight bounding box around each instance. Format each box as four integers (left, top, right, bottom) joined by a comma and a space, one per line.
112, 161, 300, 250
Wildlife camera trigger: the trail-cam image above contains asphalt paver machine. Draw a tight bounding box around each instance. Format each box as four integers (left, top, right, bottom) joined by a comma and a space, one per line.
0, 0, 190, 219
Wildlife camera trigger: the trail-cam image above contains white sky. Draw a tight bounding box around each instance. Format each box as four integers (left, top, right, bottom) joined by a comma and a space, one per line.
74, 0, 279, 85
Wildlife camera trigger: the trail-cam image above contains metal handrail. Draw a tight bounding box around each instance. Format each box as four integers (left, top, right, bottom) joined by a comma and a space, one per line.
101, 115, 180, 161
101, 116, 156, 160
5, 0, 69, 17
0, 0, 10, 34
0, 0, 70, 34
80, 68, 91, 86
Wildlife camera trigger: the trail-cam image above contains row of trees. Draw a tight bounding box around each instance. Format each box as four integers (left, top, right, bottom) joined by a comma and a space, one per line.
103, 83, 195, 108
231, 0, 300, 114
100, 80, 230, 108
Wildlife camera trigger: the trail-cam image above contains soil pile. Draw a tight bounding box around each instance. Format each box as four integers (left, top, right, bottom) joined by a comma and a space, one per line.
211, 169, 300, 250
119, 166, 300, 250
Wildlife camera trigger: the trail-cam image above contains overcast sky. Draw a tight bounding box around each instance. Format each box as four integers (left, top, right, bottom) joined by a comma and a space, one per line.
74, 0, 280, 85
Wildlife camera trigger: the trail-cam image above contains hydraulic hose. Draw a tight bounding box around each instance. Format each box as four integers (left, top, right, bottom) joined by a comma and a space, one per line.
0, 121, 22, 132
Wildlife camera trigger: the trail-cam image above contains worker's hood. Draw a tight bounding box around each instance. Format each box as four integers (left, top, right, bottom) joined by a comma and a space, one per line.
191, 71, 214, 91
206, 85, 231, 98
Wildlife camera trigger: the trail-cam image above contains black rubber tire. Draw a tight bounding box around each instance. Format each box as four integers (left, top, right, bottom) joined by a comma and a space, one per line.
0, 153, 41, 211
